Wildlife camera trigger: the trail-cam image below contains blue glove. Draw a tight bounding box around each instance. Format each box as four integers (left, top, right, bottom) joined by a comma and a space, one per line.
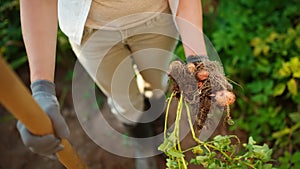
17, 80, 70, 156
186, 55, 209, 64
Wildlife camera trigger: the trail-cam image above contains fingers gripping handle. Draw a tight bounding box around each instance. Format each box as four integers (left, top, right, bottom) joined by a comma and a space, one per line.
0, 56, 88, 169
0, 57, 53, 135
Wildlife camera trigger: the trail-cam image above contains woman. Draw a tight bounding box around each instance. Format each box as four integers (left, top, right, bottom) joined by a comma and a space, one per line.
17, 0, 208, 168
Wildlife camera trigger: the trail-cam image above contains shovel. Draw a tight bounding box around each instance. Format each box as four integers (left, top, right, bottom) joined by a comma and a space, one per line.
0, 56, 88, 169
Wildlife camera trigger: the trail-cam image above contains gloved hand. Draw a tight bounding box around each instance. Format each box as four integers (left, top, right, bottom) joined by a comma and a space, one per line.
16, 80, 70, 156
186, 55, 232, 91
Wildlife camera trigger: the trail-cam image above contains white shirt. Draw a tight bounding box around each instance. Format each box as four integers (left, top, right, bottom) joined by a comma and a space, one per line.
58, 0, 179, 45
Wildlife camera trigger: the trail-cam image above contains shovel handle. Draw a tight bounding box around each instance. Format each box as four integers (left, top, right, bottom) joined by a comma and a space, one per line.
0, 56, 88, 169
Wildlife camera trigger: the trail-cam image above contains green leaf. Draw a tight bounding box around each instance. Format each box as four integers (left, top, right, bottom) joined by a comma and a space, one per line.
279, 152, 292, 169
247, 81, 263, 93
273, 83, 286, 96
248, 136, 257, 145
158, 139, 172, 152
208, 162, 217, 169
167, 148, 184, 158
291, 152, 300, 165
262, 164, 273, 169
278, 62, 291, 78
289, 57, 300, 78
190, 158, 201, 165
252, 144, 273, 162
292, 94, 300, 104
196, 155, 209, 164
263, 80, 274, 95
289, 112, 300, 123
158, 132, 176, 152
252, 94, 268, 104
213, 135, 231, 149
166, 158, 178, 168
192, 146, 203, 155
287, 78, 298, 95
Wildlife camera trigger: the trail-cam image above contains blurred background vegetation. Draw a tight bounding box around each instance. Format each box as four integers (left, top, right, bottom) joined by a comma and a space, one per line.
1, 0, 300, 168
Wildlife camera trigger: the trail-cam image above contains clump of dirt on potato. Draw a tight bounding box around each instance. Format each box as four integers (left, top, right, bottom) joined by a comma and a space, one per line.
168, 59, 235, 134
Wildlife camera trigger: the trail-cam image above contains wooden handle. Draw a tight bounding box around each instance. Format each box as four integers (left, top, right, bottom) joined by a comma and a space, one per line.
0, 56, 88, 169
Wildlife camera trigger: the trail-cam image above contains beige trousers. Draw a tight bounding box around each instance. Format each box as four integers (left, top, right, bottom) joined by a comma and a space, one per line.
70, 9, 178, 125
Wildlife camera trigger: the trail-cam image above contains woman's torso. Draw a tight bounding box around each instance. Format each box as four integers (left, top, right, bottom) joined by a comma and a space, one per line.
85, 0, 168, 30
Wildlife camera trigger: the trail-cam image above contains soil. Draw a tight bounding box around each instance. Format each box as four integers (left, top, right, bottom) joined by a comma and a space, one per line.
0, 62, 247, 169
0, 63, 165, 169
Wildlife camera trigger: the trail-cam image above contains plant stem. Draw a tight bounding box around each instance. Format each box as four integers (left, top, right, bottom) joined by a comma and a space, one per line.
184, 97, 233, 161
184, 100, 210, 155
177, 93, 188, 169
164, 91, 175, 139
184, 101, 199, 142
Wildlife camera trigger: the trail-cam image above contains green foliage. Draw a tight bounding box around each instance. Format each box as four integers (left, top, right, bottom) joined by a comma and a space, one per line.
0, 0, 27, 69
159, 92, 276, 169
201, 0, 300, 167
278, 151, 300, 169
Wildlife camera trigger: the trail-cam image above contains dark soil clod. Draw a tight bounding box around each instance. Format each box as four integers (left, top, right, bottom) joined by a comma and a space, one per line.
168, 59, 234, 135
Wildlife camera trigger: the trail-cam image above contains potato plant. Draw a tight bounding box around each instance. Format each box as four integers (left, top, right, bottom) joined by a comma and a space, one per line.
159, 91, 276, 169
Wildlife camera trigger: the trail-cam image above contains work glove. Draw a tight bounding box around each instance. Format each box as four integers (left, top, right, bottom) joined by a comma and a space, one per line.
186, 55, 209, 64
168, 55, 211, 103
16, 80, 70, 156
186, 55, 233, 91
